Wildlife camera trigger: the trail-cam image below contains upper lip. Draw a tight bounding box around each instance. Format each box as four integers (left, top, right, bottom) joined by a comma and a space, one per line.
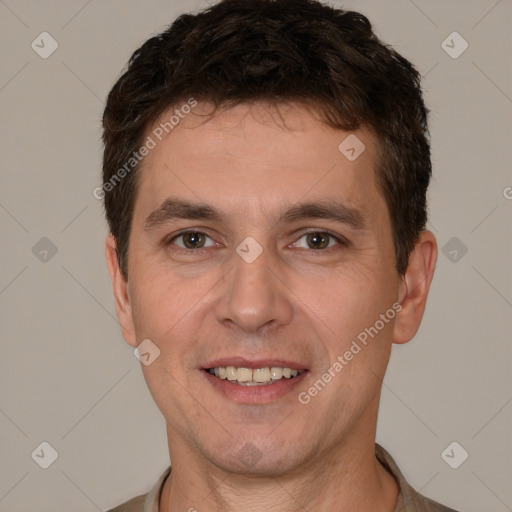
203, 357, 308, 371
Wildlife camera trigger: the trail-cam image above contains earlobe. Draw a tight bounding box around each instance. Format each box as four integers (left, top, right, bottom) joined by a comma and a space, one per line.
392, 230, 438, 345
105, 234, 138, 347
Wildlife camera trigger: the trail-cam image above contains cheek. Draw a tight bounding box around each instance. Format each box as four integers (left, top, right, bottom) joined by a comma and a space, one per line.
295, 261, 396, 387
128, 253, 191, 325
299, 261, 390, 329
128, 267, 217, 367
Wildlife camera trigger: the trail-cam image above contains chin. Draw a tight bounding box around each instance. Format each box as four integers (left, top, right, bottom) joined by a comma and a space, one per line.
199, 435, 309, 477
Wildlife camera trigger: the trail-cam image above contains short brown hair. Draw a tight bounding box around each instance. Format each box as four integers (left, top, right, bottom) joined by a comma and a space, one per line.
102, 0, 431, 279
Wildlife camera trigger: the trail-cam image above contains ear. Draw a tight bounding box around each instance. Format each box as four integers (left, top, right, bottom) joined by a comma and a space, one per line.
105, 234, 137, 347
392, 230, 437, 345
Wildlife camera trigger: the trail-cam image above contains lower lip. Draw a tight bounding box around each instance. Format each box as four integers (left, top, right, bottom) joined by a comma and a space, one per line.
202, 370, 308, 404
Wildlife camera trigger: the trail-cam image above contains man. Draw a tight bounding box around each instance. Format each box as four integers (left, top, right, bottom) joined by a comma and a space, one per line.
101, 0, 459, 510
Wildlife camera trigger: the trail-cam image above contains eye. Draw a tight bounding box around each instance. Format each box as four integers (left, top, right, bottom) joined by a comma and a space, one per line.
293, 231, 345, 250
169, 230, 216, 250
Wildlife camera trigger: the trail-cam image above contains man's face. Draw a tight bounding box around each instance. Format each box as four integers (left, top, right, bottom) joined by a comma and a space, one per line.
112, 102, 407, 475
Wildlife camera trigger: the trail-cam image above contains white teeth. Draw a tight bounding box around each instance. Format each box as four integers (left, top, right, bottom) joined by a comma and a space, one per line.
236, 367, 252, 382
270, 367, 283, 379
226, 366, 237, 381
207, 366, 303, 385
253, 367, 271, 382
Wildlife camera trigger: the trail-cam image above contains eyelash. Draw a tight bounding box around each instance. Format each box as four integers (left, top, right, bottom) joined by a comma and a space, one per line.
166, 228, 349, 254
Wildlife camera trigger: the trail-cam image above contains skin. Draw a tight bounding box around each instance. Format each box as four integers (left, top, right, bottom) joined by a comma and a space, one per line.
105, 101, 437, 512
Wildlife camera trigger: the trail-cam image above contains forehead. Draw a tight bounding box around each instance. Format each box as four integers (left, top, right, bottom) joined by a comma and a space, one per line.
134, 101, 387, 225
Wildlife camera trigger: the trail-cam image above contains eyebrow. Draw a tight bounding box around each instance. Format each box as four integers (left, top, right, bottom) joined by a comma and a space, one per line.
282, 202, 366, 231
144, 197, 367, 232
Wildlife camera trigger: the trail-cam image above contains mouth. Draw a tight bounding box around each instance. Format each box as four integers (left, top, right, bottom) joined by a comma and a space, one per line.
201, 359, 308, 404
205, 366, 304, 386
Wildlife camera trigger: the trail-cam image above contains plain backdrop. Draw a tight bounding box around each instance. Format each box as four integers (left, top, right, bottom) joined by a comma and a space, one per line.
0, 1, 511, 511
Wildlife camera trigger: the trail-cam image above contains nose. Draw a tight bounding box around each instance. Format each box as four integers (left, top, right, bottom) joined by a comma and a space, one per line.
214, 246, 294, 334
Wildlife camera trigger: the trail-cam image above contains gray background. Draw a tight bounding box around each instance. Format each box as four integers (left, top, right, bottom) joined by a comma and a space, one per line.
0, 0, 511, 511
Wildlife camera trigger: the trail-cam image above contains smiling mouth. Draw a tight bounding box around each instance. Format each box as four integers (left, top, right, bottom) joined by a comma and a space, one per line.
205, 366, 305, 386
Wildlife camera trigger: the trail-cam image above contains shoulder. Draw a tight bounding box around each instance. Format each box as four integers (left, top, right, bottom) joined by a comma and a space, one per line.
375, 444, 461, 512
104, 493, 146, 512
404, 488, 461, 512
105, 464, 171, 512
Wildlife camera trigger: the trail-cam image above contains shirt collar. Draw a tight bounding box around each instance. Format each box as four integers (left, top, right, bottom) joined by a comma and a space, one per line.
143, 464, 171, 512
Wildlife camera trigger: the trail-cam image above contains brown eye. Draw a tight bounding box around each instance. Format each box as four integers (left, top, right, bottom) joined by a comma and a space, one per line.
182, 232, 206, 249
306, 232, 330, 249
293, 231, 345, 250
170, 231, 215, 250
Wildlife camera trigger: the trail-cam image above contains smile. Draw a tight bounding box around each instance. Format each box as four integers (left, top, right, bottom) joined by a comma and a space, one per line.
206, 366, 303, 385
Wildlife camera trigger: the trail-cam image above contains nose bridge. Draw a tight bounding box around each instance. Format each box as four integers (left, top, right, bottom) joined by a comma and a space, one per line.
215, 241, 293, 333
